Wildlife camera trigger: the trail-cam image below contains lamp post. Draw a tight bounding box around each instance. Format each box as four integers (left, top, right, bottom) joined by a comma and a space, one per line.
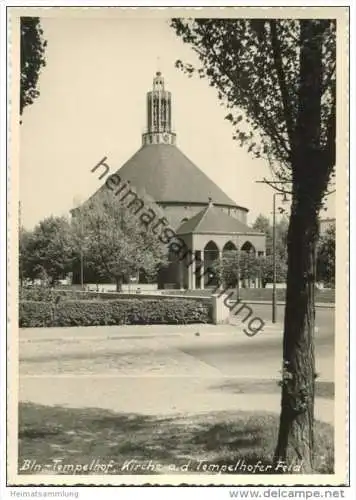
255, 180, 290, 323
272, 192, 288, 323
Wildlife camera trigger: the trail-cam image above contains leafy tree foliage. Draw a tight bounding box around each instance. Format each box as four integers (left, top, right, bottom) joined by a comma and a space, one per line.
171, 19, 335, 193
19, 216, 74, 285
19, 227, 34, 285
72, 192, 167, 291
171, 18, 336, 471
20, 17, 47, 116
252, 214, 272, 254
259, 254, 288, 288
316, 223, 335, 286
212, 250, 260, 287
212, 249, 287, 289
275, 216, 289, 261
239, 251, 260, 285
252, 213, 288, 259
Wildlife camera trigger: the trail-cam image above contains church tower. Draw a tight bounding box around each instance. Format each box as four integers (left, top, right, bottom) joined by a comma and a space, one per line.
142, 72, 176, 146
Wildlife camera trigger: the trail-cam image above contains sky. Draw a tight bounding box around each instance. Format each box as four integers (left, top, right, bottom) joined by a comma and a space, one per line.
20, 14, 335, 229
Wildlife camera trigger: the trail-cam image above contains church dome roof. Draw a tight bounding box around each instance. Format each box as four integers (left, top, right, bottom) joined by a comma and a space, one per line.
84, 73, 248, 214
108, 143, 244, 208
177, 201, 259, 235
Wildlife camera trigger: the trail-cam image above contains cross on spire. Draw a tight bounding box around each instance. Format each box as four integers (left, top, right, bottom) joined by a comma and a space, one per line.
156, 56, 161, 74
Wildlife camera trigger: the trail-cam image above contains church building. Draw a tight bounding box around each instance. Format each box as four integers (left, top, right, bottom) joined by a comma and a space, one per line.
78, 72, 266, 290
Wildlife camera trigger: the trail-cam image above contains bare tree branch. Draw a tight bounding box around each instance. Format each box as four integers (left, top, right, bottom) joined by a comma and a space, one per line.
269, 20, 295, 152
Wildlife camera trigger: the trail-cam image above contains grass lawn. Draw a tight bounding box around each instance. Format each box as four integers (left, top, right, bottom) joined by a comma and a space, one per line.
18, 403, 333, 475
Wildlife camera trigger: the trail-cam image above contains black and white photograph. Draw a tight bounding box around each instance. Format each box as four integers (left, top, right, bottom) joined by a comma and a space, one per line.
4, 5, 351, 490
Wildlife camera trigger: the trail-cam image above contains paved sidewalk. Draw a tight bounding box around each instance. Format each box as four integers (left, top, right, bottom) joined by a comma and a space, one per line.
19, 324, 334, 426
19, 375, 334, 425
19, 322, 284, 342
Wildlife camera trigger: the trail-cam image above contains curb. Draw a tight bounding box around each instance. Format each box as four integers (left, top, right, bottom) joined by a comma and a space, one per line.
228, 300, 335, 309
230, 323, 319, 333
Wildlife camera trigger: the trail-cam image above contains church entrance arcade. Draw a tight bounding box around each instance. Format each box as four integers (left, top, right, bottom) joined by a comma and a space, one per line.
183, 236, 264, 291
201, 240, 219, 289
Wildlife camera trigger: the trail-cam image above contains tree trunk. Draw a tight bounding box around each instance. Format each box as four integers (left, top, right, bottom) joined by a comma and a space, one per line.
274, 197, 319, 473
274, 19, 332, 473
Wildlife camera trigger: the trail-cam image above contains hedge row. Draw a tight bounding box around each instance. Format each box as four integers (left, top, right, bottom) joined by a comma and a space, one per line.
19, 287, 105, 302
19, 287, 156, 302
19, 298, 212, 328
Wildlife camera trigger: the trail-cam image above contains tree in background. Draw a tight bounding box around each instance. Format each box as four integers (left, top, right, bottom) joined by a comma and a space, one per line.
316, 224, 335, 287
20, 216, 74, 285
72, 192, 167, 292
215, 248, 287, 289
20, 17, 47, 117
213, 250, 259, 288
252, 213, 289, 260
171, 18, 336, 471
239, 251, 260, 287
252, 214, 272, 255
252, 214, 288, 287
19, 227, 33, 286
259, 254, 288, 288
275, 215, 289, 262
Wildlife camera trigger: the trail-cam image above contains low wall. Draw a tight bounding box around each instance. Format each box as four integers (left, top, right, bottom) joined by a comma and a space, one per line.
85, 283, 158, 293
161, 287, 335, 304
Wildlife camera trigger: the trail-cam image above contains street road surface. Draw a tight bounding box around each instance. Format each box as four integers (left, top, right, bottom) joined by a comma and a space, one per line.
19, 304, 335, 423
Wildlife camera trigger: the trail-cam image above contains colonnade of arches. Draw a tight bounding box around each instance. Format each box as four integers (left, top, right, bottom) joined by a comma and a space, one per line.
183, 239, 262, 290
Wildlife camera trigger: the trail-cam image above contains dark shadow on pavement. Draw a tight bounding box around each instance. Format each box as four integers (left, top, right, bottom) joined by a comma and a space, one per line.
208, 379, 334, 400
18, 402, 334, 475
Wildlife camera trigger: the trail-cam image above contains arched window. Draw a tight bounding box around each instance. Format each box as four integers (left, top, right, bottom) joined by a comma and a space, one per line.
241, 241, 256, 255
204, 241, 219, 261
203, 241, 220, 287
223, 241, 237, 253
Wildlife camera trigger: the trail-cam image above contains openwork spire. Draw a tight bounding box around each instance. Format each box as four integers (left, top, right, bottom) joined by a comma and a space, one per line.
142, 72, 176, 146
